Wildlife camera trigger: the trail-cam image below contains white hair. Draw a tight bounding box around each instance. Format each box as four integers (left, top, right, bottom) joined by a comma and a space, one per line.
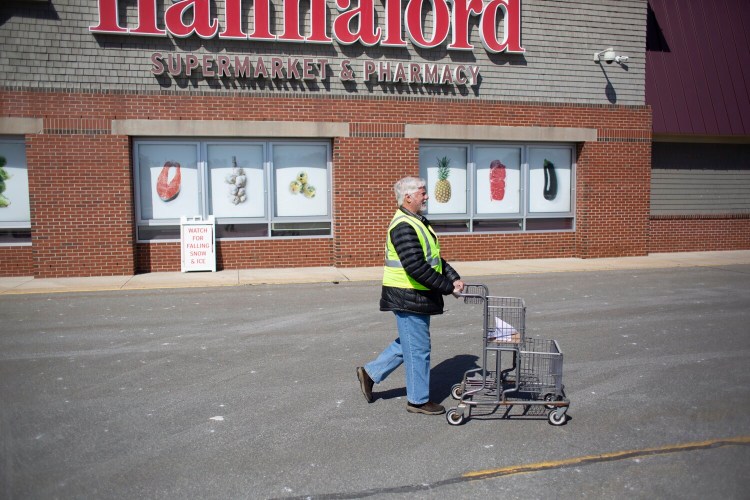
394, 177, 426, 206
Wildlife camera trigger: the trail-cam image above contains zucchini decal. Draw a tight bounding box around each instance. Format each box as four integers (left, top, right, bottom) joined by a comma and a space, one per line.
543, 159, 557, 201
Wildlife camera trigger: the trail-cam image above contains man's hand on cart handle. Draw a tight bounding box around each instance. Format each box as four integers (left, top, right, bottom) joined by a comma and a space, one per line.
452, 280, 465, 298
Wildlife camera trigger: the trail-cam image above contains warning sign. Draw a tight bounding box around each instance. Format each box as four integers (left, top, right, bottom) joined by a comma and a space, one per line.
180, 216, 216, 272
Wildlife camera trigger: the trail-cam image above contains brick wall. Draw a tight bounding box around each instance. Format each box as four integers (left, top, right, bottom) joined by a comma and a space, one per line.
576, 135, 652, 258
649, 215, 750, 253
332, 134, 419, 267
135, 238, 335, 273
25, 132, 135, 278
0, 246, 33, 276
1, 88, 660, 276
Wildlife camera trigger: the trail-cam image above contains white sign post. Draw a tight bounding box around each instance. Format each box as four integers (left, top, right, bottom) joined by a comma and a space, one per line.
180, 215, 216, 272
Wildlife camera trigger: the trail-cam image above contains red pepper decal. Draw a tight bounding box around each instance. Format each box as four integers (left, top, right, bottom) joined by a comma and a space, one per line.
489, 160, 506, 201
156, 161, 181, 202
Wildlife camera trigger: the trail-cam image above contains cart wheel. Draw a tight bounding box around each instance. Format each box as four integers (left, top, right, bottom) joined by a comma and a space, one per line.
451, 384, 463, 400
446, 408, 465, 426
544, 393, 562, 410
548, 408, 567, 426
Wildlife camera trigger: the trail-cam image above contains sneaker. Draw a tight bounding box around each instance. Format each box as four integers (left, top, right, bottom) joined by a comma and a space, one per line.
356, 366, 374, 403
406, 401, 445, 415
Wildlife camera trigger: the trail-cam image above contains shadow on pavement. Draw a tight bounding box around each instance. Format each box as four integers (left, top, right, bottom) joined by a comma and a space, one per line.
433, 354, 481, 401
370, 354, 481, 402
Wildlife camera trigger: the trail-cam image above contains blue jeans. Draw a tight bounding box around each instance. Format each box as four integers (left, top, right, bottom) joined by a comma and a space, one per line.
365, 311, 431, 405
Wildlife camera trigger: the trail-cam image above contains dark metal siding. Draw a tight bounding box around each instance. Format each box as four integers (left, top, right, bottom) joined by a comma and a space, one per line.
651, 143, 750, 214
646, 0, 750, 136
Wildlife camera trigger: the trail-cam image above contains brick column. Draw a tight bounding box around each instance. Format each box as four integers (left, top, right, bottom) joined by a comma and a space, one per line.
576, 131, 652, 258
332, 127, 418, 268
26, 128, 135, 277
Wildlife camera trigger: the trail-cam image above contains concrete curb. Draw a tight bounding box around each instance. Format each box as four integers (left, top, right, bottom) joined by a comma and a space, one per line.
1, 250, 749, 295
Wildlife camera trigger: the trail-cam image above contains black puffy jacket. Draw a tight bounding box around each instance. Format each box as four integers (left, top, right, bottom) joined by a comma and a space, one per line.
380, 208, 461, 315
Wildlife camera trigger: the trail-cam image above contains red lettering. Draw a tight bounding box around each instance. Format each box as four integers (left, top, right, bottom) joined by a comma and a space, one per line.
382, 0, 407, 47
131, 0, 166, 35
202, 55, 215, 77
480, 0, 525, 53
235, 56, 251, 78
280, 0, 305, 41
302, 58, 315, 79
363, 60, 376, 79
90, 0, 127, 33
165, 0, 219, 39
448, 0, 483, 50
92, 0, 525, 55
455, 65, 467, 84
307, 0, 333, 43
217, 55, 231, 77
287, 58, 301, 79
254, 57, 269, 79
271, 57, 284, 79
151, 53, 165, 75
333, 0, 381, 46
248, 0, 275, 40
167, 54, 182, 76
405, 0, 450, 49
185, 54, 199, 75
219, 0, 246, 38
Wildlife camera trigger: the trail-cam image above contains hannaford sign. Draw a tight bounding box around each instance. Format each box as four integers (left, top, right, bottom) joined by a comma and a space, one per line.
91, 0, 524, 53
150, 54, 481, 85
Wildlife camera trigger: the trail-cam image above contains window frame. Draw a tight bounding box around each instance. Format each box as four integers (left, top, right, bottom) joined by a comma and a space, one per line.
133, 138, 332, 242
419, 141, 576, 233
0, 136, 32, 246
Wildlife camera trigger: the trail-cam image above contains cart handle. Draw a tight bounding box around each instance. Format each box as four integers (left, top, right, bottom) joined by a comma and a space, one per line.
453, 283, 488, 304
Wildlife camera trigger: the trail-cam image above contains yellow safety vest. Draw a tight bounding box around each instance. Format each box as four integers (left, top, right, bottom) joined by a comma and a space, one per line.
383, 210, 442, 290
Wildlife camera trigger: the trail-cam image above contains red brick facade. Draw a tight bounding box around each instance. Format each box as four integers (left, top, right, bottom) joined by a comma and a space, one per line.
649, 215, 750, 253
5, 88, 741, 278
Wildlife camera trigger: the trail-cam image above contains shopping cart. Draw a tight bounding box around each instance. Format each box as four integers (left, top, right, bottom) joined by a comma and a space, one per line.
446, 284, 570, 426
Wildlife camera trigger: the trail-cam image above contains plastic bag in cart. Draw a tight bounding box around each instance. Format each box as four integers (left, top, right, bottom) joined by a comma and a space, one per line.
490, 317, 519, 341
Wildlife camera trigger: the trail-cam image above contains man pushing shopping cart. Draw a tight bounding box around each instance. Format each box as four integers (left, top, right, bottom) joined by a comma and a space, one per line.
356, 176, 464, 416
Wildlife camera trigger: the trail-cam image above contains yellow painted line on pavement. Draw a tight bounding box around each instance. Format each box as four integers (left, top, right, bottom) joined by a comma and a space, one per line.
279, 436, 750, 499
463, 435, 750, 480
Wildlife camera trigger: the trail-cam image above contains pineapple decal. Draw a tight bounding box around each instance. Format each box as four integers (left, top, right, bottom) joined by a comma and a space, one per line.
434, 156, 452, 203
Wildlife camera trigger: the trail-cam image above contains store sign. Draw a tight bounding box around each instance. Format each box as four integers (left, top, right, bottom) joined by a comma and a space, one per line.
90, 0, 525, 54
149, 53, 481, 85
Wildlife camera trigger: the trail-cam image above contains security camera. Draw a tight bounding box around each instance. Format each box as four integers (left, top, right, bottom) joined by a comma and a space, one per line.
594, 48, 617, 64
615, 55, 629, 64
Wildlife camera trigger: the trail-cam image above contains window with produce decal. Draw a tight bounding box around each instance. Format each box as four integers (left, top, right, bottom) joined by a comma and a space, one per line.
0, 138, 31, 245
273, 144, 329, 218
207, 143, 266, 219
419, 146, 468, 215
528, 147, 572, 214
134, 139, 331, 241
474, 146, 522, 215
137, 142, 200, 221
418, 142, 575, 233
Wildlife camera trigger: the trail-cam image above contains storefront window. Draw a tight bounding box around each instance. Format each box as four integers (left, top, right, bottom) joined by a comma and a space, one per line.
134, 139, 331, 242
420, 142, 575, 233
273, 144, 329, 218
419, 145, 468, 215
528, 147, 573, 214
474, 146, 522, 215
207, 143, 266, 219
0, 138, 31, 245
137, 142, 200, 221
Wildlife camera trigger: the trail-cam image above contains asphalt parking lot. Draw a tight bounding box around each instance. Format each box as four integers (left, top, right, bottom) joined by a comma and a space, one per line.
1, 264, 749, 499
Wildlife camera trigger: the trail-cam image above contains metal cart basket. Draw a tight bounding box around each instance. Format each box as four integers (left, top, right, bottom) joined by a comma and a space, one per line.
446, 285, 570, 426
